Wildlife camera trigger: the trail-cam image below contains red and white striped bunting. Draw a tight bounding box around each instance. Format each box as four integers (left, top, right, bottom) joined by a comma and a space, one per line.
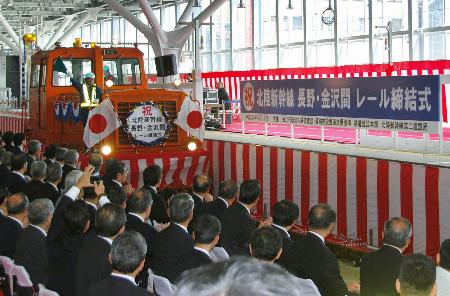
80, 151, 209, 190
205, 139, 450, 257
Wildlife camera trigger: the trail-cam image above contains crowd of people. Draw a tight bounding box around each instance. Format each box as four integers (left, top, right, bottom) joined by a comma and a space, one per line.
0, 130, 448, 296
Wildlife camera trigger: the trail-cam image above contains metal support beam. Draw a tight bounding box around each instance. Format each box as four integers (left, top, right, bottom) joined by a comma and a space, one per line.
103, 0, 161, 55
45, 15, 75, 49
55, 7, 102, 44
0, 32, 19, 54
0, 11, 20, 46
176, 0, 194, 29
137, 0, 168, 44
167, 0, 228, 49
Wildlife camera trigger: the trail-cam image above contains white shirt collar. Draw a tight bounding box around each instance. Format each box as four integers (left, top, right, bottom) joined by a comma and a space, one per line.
272, 223, 291, 238
67, 164, 77, 169
174, 223, 188, 233
30, 224, 47, 237
0, 208, 4, 216
111, 273, 137, 286
238, 202, 250, 215
8, 215, 24, 228
85, 201, 97, 210
150, 186, 157, 192
194, 246, 212, 258
384, 244, 403, 254
29, 155, 36, 161
112, 179, 123, 187
12, 171, 25, 179
129, 212, 144, 223
217, 197, 229, 208
99, 235, 113, 245
309, 231, 325, 244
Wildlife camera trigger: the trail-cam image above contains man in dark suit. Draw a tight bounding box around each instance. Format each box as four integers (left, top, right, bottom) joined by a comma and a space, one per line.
271, 200, 299, 253
182, 214, 220, 273
5, 153, 28, 194
15, 198, 54, 285
24, 140, 41, 175
125, 188, 158, 287
76, 203, 126, 296
395, 254, 436, 296
104, 161, 132, 196
280, 204, 359, 296
47, 166, 99, 243
360, 217, 412, 296
151, 193, 195, 282
89, 231, 156, 296
202, 180, 238, 220
0, 192, 29, 258
60, 149, 79, 191
0, 151, 12, 187
11, 133, 26, 155
142, 165, 170, 223
43, 144, 57, 166
48, 200, 91, 296
2, 131, 14, 153
22, 161, 49, 202
191, 174, 213, 217
54, 147, 67, 168
219, 179, 271, 256
43, 163, 63, 204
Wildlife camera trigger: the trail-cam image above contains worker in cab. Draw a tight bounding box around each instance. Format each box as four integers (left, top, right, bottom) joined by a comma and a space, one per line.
68, 72, 103, 126
103, 65, 118, 85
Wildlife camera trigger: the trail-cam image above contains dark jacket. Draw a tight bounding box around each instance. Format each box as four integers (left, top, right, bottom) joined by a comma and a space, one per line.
360, 245, 404, 296
47, 195, 75, 243
75, 232, 112, 296
218, 88, 231, 110
272, 224, 294, 251
280, 232, 348, 296
48, 231, 85, 296
188, 193, 205, 234
23, 179, 59, 203
0, 164, 10, 186
125, 213, 157, 287
14, 225, 49, 285
5, 171, 27, 194
151, 223, 194, 283
143, 186, 170, 224
181, 248, 213, 274
0, 215, 24, 258
89, 275, 154, 296
201, 197, 228, 220
219, 202, 257, 256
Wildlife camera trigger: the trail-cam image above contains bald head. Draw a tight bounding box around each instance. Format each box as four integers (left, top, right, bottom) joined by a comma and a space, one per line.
383, 217, 412, 249
192, 174, 212, 194
308, 203, 336, 231
6, 193, 29, 215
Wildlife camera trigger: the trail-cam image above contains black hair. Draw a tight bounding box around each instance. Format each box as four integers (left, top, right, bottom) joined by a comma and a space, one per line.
439, 239, 450, 270
10, 153, 27, 171
250, 227, 282, 261
218, 180, 238, 200
95, 203, 126, 237
193, 215, 221, 244
239, 179, 260, 205
143, 165, 162, 187
62, 200, 91, 235
272, 200, 299, 227
13, 133, 25, 146
399, 253, 436, 295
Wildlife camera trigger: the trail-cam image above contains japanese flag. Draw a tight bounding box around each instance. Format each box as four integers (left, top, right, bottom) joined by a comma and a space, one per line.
174, 97, 205, 141
83, 99, 122, 148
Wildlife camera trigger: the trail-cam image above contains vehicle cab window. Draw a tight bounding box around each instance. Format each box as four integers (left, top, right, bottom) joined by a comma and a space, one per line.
52, 58, 92, 86
103, 58, 141, 86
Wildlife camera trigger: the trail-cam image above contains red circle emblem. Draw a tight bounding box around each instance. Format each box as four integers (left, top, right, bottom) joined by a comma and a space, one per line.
89, 114, 107, 134
187, 111, 203, 129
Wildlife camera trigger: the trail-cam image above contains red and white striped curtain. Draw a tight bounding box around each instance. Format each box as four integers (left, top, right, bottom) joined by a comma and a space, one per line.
205, 139, 450, 257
